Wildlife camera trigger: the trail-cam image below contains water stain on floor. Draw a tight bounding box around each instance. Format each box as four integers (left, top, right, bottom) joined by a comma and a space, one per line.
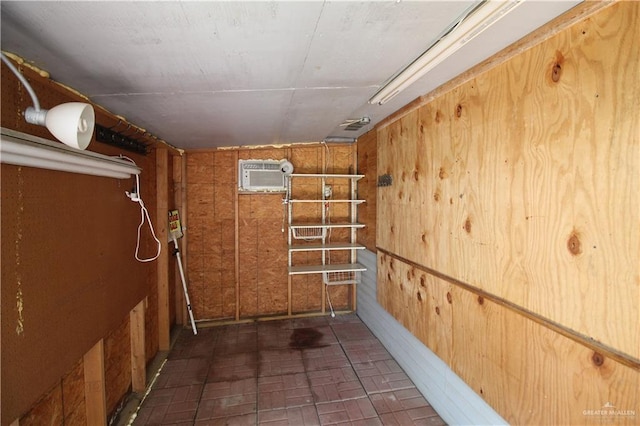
289, 327, 328, 349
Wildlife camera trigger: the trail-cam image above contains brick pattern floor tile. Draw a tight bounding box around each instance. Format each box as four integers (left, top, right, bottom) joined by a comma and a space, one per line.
370, 388, 432, 414
197, 378, 257, 420
169, 328, 218, 360
331, 322, 376, 342
258, 373, 314, 410
258, 405, 321, 425
208, 352, 257, 382
341, 339, 392, 364
307, 367, 367, 403
293, 316, 331, 329
131, 315, 446, 426
379, 410, 447, 426
194, 412, 257, 425
302, 344, 351, 371
316, 398, 380, 425
153, 358, 210, 389
352, 359, 415, 394
133, 384, 203, 425
259, 349, 305, 377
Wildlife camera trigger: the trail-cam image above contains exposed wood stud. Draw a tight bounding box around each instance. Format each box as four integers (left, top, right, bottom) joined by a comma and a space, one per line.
156, 148, 170, 350
83, 339, 107, 426
130, 298, 146, 393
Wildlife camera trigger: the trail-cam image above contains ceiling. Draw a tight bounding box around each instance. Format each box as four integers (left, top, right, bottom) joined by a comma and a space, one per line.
1, 1, 580, 150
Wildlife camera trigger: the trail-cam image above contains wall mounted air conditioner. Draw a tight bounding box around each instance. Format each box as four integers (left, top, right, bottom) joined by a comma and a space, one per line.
238, 159, 293, 192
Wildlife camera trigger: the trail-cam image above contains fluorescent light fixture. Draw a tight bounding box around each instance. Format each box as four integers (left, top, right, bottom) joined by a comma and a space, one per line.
1, 127, 141, 179
1, 52, 95, 149
369, 0, 523, 105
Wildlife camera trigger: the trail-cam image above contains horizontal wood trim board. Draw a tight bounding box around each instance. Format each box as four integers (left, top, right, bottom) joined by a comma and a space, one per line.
376, 247, 640, 371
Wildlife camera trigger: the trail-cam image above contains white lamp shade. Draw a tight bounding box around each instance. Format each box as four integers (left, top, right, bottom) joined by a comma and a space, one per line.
45, 102, 95, 150
280, 159, 294, 174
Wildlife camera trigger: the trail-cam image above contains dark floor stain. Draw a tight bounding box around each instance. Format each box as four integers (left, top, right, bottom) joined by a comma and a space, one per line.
289, 327, 328, 349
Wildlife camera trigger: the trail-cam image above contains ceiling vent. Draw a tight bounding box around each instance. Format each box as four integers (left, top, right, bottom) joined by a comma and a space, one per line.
340, 117, 371, 131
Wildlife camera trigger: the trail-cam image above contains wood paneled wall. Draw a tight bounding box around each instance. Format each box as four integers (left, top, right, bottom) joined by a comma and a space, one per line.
374, 2, 639, 424
185, 143, 357, 321
1, 56, 178, 424
355, 129, 377, 252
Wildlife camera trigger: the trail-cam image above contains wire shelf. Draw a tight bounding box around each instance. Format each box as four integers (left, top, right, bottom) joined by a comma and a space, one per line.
291, 226, 326, 240
323, 270, 360, 285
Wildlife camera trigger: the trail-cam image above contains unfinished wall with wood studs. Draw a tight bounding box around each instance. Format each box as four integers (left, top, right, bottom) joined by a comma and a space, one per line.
1, 57, 179, 424
375, 2, 639, 424
185, 143, 357, 321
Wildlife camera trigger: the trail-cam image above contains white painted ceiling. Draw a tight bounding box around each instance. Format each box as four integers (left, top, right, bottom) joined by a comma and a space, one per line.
1, 1, 580, 150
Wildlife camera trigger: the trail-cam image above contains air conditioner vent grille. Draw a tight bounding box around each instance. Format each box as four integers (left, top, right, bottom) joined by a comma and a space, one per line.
238, 159, 288, 192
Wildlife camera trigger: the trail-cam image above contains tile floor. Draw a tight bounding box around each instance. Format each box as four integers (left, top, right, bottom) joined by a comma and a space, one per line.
132, 314, 446, 425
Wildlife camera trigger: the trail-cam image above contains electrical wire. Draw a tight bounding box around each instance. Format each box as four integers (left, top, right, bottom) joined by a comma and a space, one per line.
118, 155, 162, 262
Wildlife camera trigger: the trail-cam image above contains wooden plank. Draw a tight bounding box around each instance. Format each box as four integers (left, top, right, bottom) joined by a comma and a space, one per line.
178, 154, 187, 326
130, 299, 146, 393
83, 340, 106, 426
156, 148, 170, 350
234, 152, 240, 321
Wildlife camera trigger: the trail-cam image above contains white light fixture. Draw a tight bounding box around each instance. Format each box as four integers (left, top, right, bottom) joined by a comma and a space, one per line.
1, 127, 141, 179
323, 137, 356, 143
1, 52, 95, 149
369, 0, 523, 105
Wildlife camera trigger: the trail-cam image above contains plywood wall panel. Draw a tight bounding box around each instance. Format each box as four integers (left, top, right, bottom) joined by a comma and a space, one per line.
18, 384, 63, 426
214, 185, 235, 220
238, 148, 287, 161
61, 360, 85, 424
187, 152, 214, 183
238, 216, 259, 318
376, 1, 639, 359
325, 144, 355, 174
187, 144, 358, 319
378, 253, 639, 425
291, 273, 324, 314
185, 151, 238, 321
356, 130, 377, 252
256, 217, 289, 316
377, 253, 453, 362
104, 315, 131, 415
449, 282, 639, 426
290, 146, 322, 173
214, 151, 237, 183
325, 284, 351, 311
